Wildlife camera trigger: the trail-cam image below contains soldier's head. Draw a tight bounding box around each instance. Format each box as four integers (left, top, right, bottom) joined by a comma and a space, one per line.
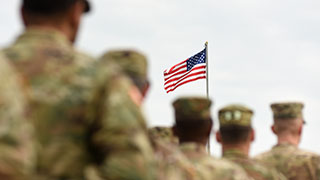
270, 102, 304, 144
21, 0, 91, 43
100, 50, 150, 99
216, 104, 255, 148
172, 97, 212, 146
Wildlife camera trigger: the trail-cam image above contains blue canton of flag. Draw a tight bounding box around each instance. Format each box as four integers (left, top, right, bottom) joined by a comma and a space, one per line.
187, 48, 206, 71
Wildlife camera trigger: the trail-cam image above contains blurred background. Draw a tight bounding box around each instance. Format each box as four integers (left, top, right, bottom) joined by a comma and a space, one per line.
1, 0, 319, 156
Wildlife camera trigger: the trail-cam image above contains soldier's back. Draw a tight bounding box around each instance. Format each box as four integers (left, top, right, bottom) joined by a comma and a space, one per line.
3, 28, 155, 179
255, 143, 320, 180
179, 143, 251, 180
224, 149, 286, 180
0, 53, 35, 179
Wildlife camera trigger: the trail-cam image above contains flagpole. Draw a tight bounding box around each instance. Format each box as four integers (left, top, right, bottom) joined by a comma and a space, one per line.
205, 41, 211, 154
205, 42, 209, 99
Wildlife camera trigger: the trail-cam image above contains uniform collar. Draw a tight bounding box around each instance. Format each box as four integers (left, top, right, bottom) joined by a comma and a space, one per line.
15, 28, 72, 49
223, 149, 248, 159
179, 142, 207, 154
273, 142, 297, 149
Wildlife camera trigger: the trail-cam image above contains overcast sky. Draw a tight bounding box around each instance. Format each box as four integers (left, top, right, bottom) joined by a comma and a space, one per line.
1, 0, 319, 156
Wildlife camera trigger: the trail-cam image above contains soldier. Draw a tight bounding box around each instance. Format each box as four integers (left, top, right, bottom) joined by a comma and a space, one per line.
0, 53, 35, 179
172, 97, 251, 180
99, 50, 199, 180
216, 104, 286, 180
2, 0, 156, 179
100, 50, 150, 106
254, 102, 320, 180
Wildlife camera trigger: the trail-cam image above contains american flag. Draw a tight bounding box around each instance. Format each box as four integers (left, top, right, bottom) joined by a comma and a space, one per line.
164, 48, 207, 93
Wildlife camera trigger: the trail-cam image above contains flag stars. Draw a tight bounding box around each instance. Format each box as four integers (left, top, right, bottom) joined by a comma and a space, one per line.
187, 49, 206, 71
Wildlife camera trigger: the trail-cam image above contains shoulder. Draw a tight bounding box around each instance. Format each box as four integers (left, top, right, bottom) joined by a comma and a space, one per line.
200, 158, 250, 180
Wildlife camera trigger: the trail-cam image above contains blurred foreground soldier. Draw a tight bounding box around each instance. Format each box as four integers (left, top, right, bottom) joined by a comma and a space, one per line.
217, 105, 286, 180
0, 53, 35, 179
2, 0, 156, 179
173, 97, 250, 180
100, 51, 199, 180
254, 102, 320, 180
100, 50, 150, 106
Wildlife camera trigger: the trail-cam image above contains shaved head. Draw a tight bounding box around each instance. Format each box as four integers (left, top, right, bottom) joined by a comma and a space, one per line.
273, 118, 303, 136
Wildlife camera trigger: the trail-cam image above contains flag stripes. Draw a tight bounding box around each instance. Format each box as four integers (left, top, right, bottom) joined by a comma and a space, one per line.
163, 48, 207, 93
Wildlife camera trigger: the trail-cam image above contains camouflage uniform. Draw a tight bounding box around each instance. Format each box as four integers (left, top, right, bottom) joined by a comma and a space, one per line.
99, 50, 149, 107
0, 53, 35, 179
100, 50, 148, 84
148, 126, 178, 145
173, 97, 251, 180
3, 28, 155, 180
254, 102, 320, 180
179, 143, 251, 180
218, 105, 287, 180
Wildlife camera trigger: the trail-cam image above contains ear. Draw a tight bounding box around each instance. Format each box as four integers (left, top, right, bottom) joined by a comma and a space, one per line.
298, 122, 303, 136
250, 129, 255, 142
66, 1, 85, 42
141, 82, 150, 98
69, 1, 85, 24
216, 131, 222, 143
271, 125, 276, 134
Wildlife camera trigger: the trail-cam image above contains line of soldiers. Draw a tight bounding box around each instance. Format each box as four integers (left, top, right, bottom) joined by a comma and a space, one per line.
0, 0, 319, 179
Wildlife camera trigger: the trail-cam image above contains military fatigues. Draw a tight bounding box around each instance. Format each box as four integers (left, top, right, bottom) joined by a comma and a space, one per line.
99, 50, 149, 104
173, 97, 251, 180
100, 50, 148, 83
180, 143, 251, 180
3, 28, 156, 180
218, 105, 286, 180
148, 126, 178, 145
255, 143, 320, 180
254, 102, 320, 180
223, 149, 285, 180
0, 53, 35, 179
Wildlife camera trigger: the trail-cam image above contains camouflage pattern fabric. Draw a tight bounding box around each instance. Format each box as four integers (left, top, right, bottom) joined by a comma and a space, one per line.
179, 143, 251, 180
0, 53, 35, 179
223, 149, 287, 180
254, 143, 320, 180
100, 50, 148, 81
3, 28, 156, 180
148, 126, 178, 145
152, 139, 200, 180
173, 97, 211, 120
270, 102, 304, 120
218, 104, 253, 127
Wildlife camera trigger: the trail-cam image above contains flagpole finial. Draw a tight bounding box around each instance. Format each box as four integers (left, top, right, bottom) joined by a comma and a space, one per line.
205, 41, 208, 46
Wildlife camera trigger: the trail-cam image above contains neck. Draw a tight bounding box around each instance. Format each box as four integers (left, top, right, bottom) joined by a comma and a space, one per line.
277, 134, 300, 147
179, 138, 208, 146
222, 142, 250, 156
26, 23, 72, 42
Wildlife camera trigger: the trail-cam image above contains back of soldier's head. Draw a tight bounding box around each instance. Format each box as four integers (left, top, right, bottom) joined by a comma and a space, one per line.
21, 0, 91, 43
22, 0, 90, 15
271, 102, 304, 135
172, 97, 212, 143
100, 50, 149, 94
218, 104, 254, 144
